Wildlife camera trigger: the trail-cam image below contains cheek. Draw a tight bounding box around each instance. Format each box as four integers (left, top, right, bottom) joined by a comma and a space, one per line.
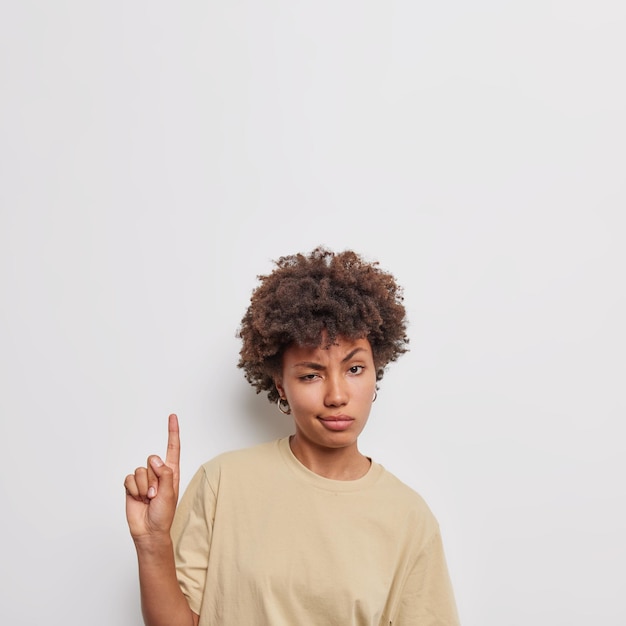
355, 373, 377, 396
287, 386, 319, 412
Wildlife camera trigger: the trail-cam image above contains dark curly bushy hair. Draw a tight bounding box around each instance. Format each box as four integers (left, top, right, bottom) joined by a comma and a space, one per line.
237, 246, 409, 403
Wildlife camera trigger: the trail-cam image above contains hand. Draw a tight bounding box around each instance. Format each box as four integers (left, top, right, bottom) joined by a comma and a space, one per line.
124, 414, 181, 541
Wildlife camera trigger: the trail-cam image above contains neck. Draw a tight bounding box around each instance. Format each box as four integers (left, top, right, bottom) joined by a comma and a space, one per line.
288, 435, 371, 480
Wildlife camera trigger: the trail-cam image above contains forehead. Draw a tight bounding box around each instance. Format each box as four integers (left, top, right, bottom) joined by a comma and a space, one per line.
282, 336, 373, 364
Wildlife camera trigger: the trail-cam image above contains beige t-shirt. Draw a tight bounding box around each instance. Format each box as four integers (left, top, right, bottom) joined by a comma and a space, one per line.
171, 438, 459, 626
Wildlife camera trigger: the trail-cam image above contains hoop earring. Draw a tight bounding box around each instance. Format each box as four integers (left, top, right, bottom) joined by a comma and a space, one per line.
277, 397, 291, 415
372, 391, 377, 402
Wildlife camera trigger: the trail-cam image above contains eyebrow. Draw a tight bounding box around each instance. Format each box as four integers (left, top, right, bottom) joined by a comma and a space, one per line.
292, 347, 366, 370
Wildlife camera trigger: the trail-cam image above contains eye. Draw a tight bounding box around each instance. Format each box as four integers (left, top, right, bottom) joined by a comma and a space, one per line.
348, 365, 364, 375
299, 373, 319, 381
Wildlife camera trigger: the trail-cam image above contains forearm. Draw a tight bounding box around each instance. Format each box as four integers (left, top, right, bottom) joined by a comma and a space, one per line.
134, 535, 196, 626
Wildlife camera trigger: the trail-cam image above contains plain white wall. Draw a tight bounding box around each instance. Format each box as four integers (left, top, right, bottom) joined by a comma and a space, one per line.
1, 2, 624, 624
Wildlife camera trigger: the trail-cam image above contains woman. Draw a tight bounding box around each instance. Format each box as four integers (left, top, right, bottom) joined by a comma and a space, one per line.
124, 247, 460, 625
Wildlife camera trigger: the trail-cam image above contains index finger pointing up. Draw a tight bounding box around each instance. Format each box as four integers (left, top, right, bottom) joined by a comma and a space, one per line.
165, 413, 181, 467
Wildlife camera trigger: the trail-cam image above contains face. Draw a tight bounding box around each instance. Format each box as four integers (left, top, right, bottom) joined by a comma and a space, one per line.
275, 335, 377, 454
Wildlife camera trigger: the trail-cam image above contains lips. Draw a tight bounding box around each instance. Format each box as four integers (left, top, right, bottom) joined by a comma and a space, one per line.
318, 415, 354, 431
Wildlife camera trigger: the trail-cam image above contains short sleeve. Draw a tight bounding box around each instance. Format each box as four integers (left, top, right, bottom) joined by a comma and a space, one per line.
395, 531, 460, 626
170, 465, 216, 616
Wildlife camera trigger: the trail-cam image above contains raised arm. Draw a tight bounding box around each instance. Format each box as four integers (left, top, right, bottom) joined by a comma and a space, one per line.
124, 414, 199, 626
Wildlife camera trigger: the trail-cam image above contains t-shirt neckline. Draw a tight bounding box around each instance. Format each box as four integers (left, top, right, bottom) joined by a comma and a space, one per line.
277, 436, 383, 492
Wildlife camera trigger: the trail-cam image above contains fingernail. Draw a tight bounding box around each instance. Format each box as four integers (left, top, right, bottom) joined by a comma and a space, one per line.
151, 456, 163, 467
148, 487, 156, 498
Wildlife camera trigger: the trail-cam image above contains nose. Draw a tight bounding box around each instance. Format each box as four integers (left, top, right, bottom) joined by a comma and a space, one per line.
324, 374, 348, 407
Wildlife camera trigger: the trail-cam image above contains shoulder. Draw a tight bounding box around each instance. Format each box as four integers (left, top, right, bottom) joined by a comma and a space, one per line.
178, 439, 285, 507
375, 463, 430, 505
203, 438, 280, 466
198, 438, 284, 483
373, 463, 441, 533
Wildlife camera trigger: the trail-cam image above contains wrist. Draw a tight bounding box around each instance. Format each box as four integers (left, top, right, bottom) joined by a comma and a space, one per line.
133, 532, 173, 555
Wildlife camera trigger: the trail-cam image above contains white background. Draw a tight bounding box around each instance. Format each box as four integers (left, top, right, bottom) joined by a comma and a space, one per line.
1, 2, 624, 624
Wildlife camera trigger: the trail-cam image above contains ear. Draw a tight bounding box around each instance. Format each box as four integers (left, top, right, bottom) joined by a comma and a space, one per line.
274, 377, 285, 399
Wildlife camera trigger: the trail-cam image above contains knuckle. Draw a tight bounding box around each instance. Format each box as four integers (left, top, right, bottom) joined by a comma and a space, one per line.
159, 465, 173, 478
